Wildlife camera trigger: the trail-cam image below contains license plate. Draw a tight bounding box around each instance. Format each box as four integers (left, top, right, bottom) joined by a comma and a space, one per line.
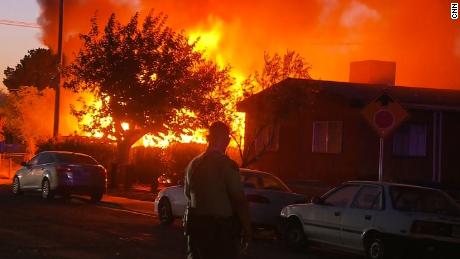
452, 225, 460, 238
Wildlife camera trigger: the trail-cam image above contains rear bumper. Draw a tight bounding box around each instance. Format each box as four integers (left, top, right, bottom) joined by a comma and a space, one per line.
56, 178, 106, 195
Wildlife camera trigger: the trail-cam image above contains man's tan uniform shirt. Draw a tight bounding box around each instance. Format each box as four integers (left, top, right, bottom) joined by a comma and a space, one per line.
185, 151, 242, 218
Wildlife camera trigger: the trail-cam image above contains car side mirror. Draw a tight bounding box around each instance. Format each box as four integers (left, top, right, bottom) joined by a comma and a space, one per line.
311, 196, 323, 205
21, 161, 28, 167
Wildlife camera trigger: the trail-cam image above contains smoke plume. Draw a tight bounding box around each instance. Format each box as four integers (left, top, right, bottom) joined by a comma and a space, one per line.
37, 0, 460, 88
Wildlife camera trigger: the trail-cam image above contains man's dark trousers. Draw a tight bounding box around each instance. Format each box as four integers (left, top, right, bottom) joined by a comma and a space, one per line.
186, 216, 239, 259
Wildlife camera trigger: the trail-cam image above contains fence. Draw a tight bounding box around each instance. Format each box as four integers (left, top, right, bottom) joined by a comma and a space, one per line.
0, 153, 26, 179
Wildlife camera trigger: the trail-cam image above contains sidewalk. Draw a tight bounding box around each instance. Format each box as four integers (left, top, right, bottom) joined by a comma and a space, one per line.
100, 194, 155, 216
107, 184, 155, 202
0, 177, 157, 216
0, 177, 11, 185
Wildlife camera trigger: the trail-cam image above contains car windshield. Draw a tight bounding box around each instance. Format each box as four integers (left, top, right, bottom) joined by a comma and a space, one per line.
390, 186, 460, 216
55, 153, 99, 165
240, 172, 291, 192
262, 175, 291, 192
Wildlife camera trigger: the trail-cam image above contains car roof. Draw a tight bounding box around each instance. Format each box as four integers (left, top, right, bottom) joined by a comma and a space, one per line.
345, 180, 441, 191
240, 168, 274, 177
39, 151, 93, 157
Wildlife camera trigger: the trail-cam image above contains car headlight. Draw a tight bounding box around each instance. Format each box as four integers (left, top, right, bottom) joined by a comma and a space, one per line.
280, 207, 288, 217
154, 193, 162, 202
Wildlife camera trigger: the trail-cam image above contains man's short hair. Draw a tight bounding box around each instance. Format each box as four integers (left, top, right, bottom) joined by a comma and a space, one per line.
208, 121, 230, 143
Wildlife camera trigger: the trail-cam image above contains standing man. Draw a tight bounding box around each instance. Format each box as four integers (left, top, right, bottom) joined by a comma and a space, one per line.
184, 121, 252, 259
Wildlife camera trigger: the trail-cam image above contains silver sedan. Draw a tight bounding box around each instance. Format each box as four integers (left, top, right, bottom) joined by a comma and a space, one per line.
12, 151, 107, 201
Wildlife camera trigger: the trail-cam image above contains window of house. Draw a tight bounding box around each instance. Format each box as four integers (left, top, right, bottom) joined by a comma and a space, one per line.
254, 121, 280, 154
393, 124, 427, 157
312, 121, 343, 153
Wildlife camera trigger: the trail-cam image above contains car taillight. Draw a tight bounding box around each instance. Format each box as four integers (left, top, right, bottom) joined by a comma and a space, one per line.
411, 220, 452, 237
99, 166, 107, 176
101, 167, 108, 182
56, 166, 73, 173
56, 166, 73, 179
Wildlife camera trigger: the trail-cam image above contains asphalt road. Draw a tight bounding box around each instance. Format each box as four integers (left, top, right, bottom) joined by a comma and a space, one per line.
0, 184, 358, 259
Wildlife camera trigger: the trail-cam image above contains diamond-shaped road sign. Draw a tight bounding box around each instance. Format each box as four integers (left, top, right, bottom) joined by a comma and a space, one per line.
362, 93, 409, 137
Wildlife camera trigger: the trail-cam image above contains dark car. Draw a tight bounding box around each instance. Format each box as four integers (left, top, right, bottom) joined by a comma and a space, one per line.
12, 151, 107, 201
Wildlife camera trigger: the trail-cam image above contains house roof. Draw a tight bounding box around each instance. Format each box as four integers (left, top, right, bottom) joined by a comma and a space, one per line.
238, 78, 460, 112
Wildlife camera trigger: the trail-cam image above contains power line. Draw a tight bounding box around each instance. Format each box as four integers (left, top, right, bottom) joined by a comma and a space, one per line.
0, 19, 40, 29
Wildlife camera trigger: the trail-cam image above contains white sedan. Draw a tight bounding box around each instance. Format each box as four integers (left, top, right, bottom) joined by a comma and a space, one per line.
154, 168, 307, 227
279, 181, 460, 259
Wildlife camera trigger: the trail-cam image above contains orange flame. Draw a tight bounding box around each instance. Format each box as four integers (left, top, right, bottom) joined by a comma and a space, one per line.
186, 21, 247, 148
68, 16, 247, 149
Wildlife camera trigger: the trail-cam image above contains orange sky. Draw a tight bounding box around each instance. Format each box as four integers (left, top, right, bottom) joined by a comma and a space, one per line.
38, 0, 460, 89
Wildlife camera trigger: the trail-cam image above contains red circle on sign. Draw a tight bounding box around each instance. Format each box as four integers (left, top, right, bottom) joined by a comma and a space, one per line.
374, 109, 394, 129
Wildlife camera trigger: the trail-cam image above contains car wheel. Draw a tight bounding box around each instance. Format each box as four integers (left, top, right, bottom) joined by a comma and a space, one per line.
12, 177, 22, 195
365, 235, 386, 259
158, 198, 174, 225
284, 218, 307, 250
41, 178, 54, 200
90, 191, 103, 202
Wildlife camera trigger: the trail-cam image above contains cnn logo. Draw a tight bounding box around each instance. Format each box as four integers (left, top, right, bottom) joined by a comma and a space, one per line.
453, 3, 459, 19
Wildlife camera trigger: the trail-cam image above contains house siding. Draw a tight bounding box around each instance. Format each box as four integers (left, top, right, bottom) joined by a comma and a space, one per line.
441, 112, 460, 185
243, 92, 460, 187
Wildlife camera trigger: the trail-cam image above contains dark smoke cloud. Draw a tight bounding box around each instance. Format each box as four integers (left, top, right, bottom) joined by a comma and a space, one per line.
37, 0, 136, 62
37, 0, 460, 89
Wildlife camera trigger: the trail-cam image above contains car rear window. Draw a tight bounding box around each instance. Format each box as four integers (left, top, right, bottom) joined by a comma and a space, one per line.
390, 186, 460, 216
261, 175, 291, 192
240, 173, 291, 192
55, 153, 99, 165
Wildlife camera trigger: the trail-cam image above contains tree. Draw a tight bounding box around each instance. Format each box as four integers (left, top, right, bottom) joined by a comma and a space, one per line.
3, 48, 58, 91
242, 50, 312, 96
0, 87, 55, 156
234, 50, 314, 167
66, 12, 232, 186
0, 92, 8, 142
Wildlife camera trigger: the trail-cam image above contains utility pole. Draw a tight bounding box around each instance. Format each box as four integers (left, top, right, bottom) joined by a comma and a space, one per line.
53, 0, 64, 139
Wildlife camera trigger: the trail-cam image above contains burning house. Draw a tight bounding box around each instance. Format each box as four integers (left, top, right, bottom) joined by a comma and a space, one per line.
33, 1, 460, 152
238, 61, 460, 187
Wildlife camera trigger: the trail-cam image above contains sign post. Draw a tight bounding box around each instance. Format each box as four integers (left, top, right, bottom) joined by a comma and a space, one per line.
362, 93, 408, 181
379, 137, 384, 181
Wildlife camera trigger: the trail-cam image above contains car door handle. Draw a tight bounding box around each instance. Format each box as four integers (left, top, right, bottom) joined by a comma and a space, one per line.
334, 211, 341, 216
364, 215, 372, 220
